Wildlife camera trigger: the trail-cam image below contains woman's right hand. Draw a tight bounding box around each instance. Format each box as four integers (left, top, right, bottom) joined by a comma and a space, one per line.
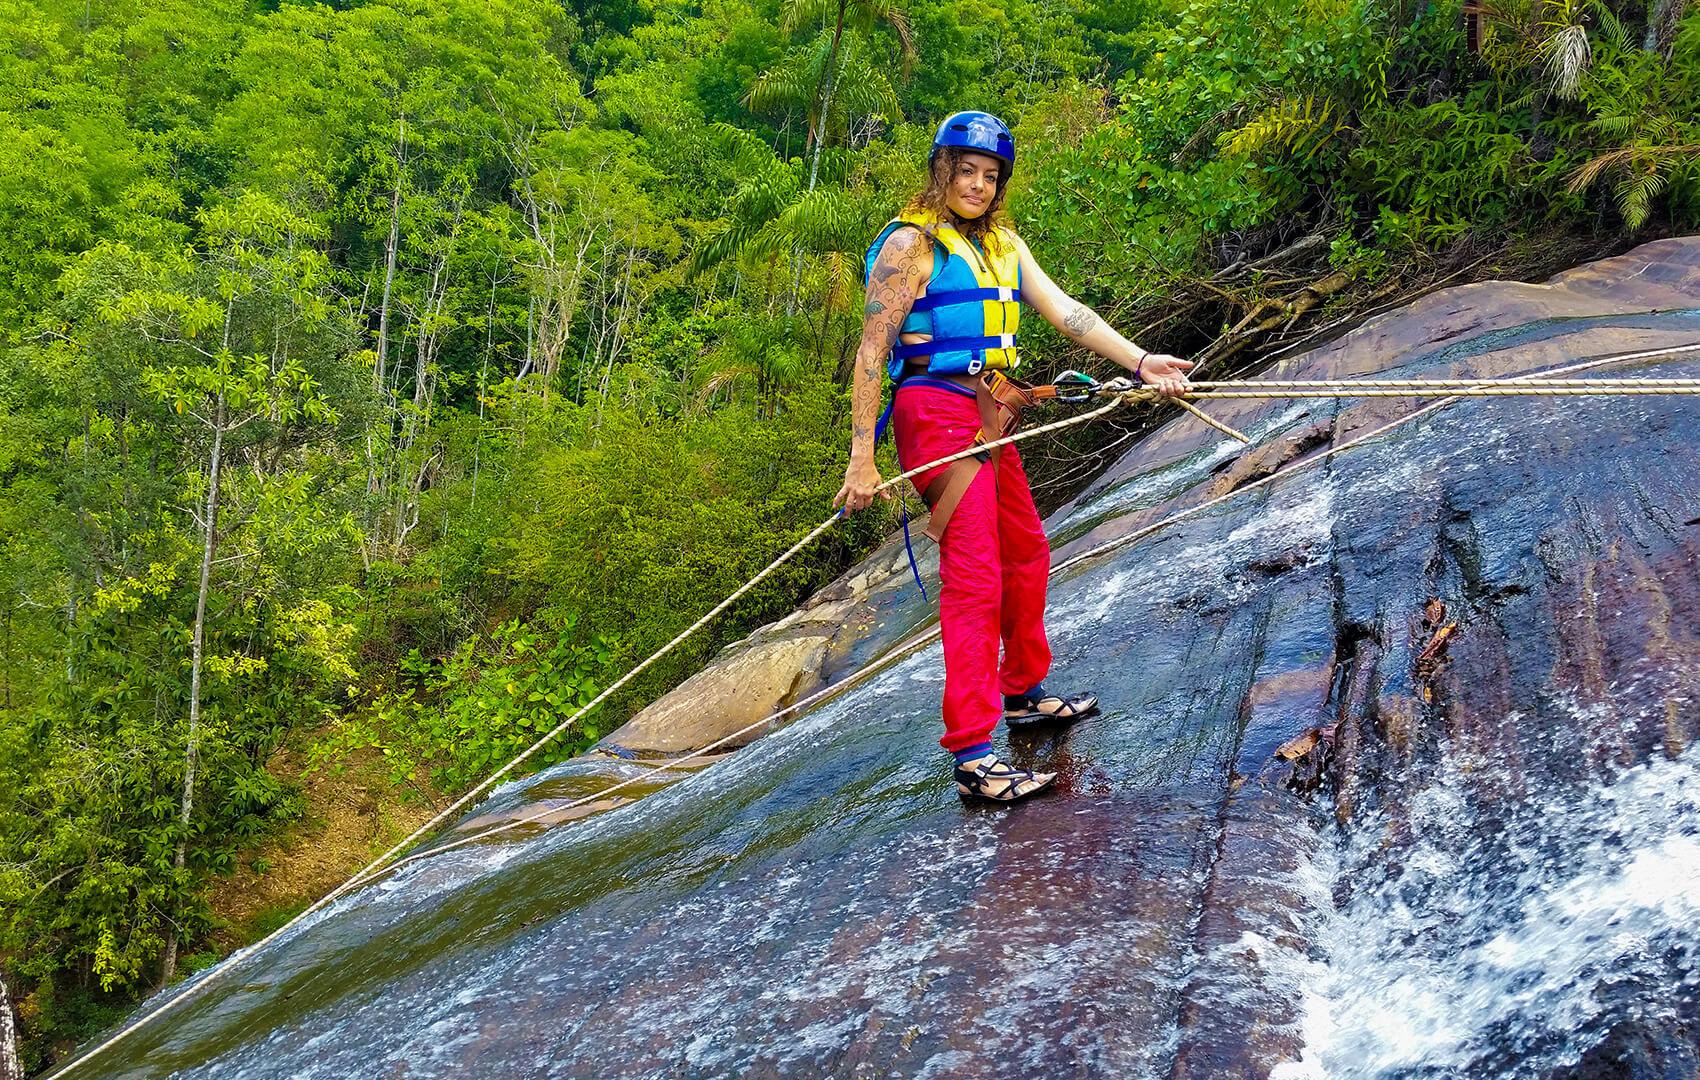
833, 457, 890, 513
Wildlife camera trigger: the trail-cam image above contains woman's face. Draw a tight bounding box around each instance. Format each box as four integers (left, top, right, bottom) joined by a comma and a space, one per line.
945, 151, 1003, 220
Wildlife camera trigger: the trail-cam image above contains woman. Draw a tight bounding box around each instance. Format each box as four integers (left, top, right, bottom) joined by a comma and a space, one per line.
833, 111, 1193, 804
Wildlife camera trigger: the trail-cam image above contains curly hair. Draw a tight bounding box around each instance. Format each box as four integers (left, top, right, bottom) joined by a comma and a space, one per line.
902, 146, 1013, 256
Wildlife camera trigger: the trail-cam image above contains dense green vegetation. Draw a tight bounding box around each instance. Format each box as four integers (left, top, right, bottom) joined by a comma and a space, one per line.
1, 0, 1695, 1069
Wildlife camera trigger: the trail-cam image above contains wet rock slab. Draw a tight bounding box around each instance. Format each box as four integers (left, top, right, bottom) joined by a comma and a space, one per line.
65, 239, 1700, 1080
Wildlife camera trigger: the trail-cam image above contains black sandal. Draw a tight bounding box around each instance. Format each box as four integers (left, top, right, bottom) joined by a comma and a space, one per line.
1004, 684, 1099, 725
954, 755, 1056, 804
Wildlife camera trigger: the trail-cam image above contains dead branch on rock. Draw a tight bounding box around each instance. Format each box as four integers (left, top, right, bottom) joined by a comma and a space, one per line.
1191, 268, 1355, 373
1211, 232, 1328, 281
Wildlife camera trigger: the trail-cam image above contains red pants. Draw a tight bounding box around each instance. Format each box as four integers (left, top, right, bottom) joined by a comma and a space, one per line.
893, 382, 1053, 753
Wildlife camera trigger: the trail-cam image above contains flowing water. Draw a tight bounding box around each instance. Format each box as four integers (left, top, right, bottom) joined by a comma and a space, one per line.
1276, 747, 1700, 1080
60, 297, 1700, 1079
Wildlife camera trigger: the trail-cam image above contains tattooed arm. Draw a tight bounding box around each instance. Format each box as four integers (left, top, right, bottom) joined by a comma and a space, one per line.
1008, 231, 1194, 397
833, 227, 930, 513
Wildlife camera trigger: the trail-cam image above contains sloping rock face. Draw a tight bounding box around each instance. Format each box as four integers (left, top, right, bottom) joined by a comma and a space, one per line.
67, 239, 1700, 1080
593, 541, 939, 756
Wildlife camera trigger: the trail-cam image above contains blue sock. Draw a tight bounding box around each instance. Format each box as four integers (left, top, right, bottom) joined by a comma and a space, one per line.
1005, 683, 1044, 706
952, 741, 994, 767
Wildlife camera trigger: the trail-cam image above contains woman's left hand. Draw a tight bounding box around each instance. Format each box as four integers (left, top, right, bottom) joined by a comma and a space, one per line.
1137, 352, 1194, 397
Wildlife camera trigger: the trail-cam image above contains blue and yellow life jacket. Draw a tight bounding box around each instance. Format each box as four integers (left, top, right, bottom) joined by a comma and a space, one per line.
863, 210, 1022, 381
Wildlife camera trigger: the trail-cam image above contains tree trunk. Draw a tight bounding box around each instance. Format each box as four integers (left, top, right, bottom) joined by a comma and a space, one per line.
786, 0, 848, 318
391, 218, 459, 547
160, 394, 226, 988
374, 115, 406, 395
0, 970, 20, 1080
368, 114, 406, 504
593, 246, 640, 437
470, 276, 497, 513
64, 589, 75, 682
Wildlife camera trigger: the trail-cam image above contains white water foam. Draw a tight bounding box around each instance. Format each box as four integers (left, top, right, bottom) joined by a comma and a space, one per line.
1272, 745, 1700, 1080
1047, 473, 1337, 639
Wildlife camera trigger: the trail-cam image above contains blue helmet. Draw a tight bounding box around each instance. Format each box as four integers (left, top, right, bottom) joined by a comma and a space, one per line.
930, 111, 1015, 177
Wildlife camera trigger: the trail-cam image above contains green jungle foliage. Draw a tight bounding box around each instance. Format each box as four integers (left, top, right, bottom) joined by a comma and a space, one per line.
1, 0, 1696, 1069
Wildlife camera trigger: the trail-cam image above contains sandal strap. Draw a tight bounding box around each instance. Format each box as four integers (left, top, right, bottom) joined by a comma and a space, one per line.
954, 756, 1041, 800
1004, 684, 1047, 710
976, 758, 1031, 779
1008, 696, 1086, 713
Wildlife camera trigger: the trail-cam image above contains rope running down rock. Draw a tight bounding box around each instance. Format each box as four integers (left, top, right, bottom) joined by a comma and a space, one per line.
341, 355, 1700, 876
55, 339, 1700, 1077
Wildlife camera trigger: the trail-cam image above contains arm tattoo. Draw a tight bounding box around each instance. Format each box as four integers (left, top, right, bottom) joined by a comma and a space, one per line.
847, 230, 925, 450
1063, 303, 1097, 338
862, 230, 922, 346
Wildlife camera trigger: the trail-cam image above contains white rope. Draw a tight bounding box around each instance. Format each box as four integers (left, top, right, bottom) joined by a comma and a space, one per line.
1189, 384, 1700, 397
1052, 345, 1687, 575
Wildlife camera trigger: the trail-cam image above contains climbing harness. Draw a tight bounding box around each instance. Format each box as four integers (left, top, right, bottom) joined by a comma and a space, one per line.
61, 339, 1700, 1078
890, 367, 1109, 592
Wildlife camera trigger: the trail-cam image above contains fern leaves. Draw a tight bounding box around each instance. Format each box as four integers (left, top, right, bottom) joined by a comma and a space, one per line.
1216, 94, 1349, 163
1565, 38, 1700, 230
1567, 141, 1700, 228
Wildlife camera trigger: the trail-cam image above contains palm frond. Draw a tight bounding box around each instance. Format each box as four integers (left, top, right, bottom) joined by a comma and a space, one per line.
710, 122, 781, 174
812, 147, 857, 186
779, 0, 916, 70
1538, 23, 1592, 99
1568, 144, 1700, 228
778, 0, 838, 34
691, 219, 767, 276
770, 188, 870, 256
1566, 146, 1635, 192
875, 5, 918, 73
822, 34, 902, 134
694, 365, 758, 406
746, 61, 818, 118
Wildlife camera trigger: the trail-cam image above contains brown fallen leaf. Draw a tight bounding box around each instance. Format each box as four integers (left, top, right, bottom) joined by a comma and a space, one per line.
1417, 621, 1458, 665
1276, 722, 1340, 761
